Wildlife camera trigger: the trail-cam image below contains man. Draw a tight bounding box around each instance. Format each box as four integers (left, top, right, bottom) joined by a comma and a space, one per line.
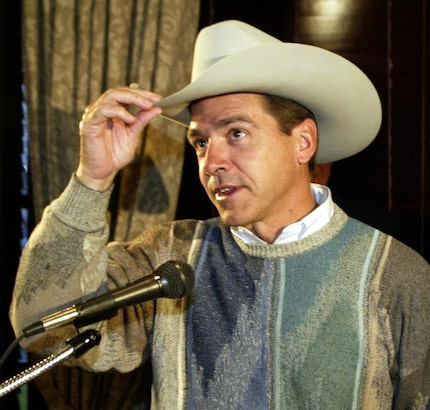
10, 20, 430, 408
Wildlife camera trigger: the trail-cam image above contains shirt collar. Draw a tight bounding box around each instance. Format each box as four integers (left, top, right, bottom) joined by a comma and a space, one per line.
231, 183, 334, 245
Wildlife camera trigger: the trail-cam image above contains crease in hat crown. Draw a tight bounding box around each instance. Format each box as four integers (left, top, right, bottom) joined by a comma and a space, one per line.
154, 19, 382, 163
191, 20, 281, 81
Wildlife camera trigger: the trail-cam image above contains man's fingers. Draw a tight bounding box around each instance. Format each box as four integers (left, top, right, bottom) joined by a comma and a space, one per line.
105, 86, 162, 108
83, 87, 163, 127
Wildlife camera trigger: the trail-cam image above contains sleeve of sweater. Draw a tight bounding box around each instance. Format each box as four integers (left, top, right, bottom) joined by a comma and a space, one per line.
9, 175, 154, 372
382, 238, 430, 408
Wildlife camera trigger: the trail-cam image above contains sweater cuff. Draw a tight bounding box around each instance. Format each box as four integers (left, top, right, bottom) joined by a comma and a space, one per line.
50, 174, 114, 232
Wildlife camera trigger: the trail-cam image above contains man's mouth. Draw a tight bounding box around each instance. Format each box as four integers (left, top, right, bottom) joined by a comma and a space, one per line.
214, 186, 236, 201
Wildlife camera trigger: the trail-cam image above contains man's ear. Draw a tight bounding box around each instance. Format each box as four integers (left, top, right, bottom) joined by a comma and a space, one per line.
296, 118, 318, 164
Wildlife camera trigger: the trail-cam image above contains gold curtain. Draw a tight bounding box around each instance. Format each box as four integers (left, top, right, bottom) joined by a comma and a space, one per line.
21, 0, 200, 407
23, 0, 200, 237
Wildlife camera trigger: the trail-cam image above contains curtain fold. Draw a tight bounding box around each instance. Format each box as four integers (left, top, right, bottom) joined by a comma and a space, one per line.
21, 0, 200, 407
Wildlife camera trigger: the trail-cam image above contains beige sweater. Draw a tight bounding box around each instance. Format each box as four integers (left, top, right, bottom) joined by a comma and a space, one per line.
10, 175, 430, 409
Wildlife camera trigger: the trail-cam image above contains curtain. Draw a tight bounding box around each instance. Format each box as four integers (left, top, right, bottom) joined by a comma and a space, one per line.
21, 0, 200, 407
22, 0, 200, 237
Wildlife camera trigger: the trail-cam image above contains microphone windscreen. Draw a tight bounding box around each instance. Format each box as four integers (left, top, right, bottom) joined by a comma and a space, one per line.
158, 260, 195, 298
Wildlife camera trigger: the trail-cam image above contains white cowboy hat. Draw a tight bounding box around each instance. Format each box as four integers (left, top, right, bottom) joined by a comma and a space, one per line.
155, 20, 382, 163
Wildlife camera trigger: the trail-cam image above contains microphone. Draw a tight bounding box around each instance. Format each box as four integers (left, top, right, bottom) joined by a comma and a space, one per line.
22, 260, 194, 337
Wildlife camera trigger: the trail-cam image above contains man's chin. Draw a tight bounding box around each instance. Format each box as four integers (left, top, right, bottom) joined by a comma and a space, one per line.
218, 211, 248, 228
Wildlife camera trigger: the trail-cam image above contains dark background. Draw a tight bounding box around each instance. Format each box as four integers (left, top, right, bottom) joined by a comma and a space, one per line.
1, 0, 429, 408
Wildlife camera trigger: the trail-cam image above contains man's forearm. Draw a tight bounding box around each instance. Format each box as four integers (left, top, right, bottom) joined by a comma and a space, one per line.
9, 175, 112, 348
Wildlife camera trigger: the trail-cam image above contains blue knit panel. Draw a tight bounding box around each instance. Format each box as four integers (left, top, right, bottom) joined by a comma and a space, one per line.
187, 224, 271, 409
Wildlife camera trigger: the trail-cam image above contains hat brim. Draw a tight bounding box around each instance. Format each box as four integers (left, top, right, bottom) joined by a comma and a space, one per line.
155, 43, 382, 163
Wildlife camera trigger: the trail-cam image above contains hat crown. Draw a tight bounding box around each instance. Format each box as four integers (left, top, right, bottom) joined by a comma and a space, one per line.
191, 20, 280, 80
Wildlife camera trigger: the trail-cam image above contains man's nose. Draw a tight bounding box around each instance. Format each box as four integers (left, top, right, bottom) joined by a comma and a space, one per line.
201, 139, 229, 176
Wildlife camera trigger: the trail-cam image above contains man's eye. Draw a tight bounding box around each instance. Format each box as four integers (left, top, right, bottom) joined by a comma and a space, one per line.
231, 129, 246, 139
193, 139, 207, 150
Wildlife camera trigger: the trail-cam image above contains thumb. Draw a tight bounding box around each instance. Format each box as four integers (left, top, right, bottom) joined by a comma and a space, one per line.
133, 106, 163, 129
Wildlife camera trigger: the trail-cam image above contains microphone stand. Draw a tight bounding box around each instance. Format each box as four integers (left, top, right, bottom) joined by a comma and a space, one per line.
0, 329, 101, 398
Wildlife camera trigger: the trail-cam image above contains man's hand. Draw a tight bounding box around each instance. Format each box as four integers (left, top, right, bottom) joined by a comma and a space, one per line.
76, 86, 162, 191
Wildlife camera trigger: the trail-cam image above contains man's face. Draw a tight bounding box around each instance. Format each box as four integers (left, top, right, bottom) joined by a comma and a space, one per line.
188, 93, 315, 242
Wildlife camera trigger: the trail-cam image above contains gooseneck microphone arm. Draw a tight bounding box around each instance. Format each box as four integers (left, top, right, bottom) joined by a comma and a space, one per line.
0, 329, 101, 398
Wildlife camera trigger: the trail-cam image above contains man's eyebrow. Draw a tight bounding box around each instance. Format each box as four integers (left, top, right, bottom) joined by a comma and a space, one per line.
187, 114, 255, 139
187, 127, 200, 140
214, 114, 254, 128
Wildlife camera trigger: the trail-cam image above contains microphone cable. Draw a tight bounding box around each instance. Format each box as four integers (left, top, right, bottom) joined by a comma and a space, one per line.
0, 333, 24, 371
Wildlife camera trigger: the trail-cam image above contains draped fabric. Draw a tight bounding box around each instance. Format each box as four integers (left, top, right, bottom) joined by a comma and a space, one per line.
22, 0, 200, 239
21, 0, 200, 407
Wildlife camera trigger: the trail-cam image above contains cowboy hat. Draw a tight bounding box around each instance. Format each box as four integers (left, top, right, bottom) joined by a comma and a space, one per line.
155, 20, 382, 163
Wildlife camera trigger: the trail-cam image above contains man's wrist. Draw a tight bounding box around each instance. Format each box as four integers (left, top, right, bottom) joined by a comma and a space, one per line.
50, 174, 114, 232
75, 169, 115, 192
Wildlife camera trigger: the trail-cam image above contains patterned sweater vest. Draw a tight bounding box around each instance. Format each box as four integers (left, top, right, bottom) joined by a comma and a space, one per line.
185, 216, 385, 409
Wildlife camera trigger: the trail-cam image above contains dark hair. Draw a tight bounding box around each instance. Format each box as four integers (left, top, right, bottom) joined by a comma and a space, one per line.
260, 94, 318, 173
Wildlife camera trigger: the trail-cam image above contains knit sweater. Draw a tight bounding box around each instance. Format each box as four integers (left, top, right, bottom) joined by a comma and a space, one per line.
10, 176, 430, 409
